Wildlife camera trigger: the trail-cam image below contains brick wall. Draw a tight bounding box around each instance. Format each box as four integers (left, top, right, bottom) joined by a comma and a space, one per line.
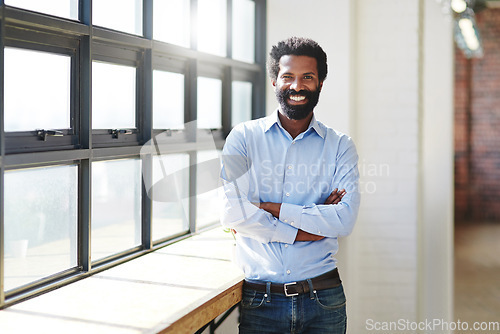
455, 8, 500, 222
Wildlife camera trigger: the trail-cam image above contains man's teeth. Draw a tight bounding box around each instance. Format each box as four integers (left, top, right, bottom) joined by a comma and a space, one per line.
289, 95, 306, 102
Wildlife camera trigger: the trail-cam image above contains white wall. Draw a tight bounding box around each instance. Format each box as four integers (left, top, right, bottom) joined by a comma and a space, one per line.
351, 0, 420, 329
267, 1, 454, 333
419, 0, 454, 324
266, 0, 353, 134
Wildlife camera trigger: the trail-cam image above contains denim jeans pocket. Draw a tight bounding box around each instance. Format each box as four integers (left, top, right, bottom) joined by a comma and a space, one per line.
241, 289, 266, 309
314, 285, 346, 310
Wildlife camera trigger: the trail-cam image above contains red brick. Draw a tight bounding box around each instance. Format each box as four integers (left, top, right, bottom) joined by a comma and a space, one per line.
454, 9, 500, 221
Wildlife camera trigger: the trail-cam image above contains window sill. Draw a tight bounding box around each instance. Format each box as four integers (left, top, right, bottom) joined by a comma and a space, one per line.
0, 228, 243, 334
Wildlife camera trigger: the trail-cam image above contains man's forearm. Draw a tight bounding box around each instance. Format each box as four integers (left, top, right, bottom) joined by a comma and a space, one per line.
258, 189, 346, 242
259, 202, 281, 218
258, 202, 319, 241
259, 189, 345, 218
295, 229, 325, 241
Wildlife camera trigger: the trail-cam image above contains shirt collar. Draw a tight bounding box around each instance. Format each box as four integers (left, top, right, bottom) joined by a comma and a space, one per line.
264, 110, 280, 132
265, 109, 325, 139
309, 114, 325, 139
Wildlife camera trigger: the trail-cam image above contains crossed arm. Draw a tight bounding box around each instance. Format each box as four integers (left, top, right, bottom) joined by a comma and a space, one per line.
255, 188, 346, 242
221, 128, 359, 244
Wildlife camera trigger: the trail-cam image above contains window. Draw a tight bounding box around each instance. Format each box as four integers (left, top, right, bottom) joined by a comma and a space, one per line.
3, 28, 79, 153
151, 154, 190, 242
197, 77, 223, 129
153, 70, 185, 130
232, 81, 253, 126
0, 0, 266, 308
196, 150, 223, 229
4, 165, 78, 292
92, 61, 137, 130
91, 159, 142, 262
153, 0, 190, 48
232, 0, 256, 63
197, 0, 227, 56
92, 0, 143, 36
5, 0, 78, 20
4, 48, 71, 132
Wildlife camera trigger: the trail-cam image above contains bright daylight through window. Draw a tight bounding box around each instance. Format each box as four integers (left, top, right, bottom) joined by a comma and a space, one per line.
0, 0, 266, 309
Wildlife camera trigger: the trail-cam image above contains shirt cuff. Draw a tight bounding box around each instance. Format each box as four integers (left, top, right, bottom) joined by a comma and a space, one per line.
271, 221, 298, 244
279, 203, 303, 229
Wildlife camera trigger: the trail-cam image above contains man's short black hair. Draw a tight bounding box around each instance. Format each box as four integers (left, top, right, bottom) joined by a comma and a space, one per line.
267, 37, 328, 82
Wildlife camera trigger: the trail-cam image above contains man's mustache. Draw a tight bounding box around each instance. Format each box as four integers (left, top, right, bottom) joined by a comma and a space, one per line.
285, 89, 311, 98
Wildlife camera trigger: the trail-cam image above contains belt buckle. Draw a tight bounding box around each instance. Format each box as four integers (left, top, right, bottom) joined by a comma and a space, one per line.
284, 282, 298, 297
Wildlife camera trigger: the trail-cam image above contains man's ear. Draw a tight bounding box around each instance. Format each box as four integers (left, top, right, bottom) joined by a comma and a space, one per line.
271, 79, 276, 87
319, 81, 324, 91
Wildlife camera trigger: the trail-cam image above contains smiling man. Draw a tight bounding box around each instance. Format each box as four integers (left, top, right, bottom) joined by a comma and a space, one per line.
220, 37, 360, 333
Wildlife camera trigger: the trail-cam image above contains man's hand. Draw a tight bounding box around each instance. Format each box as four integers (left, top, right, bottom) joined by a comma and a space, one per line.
324, 188, 346, 205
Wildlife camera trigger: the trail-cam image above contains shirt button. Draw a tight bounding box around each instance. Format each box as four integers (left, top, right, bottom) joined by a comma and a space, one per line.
287, 165, 292, 170
285, 244, 288, 248
284, 219, 288, 222
291, 222, 295, 226
286, 270, 291, 275
292, 141, 296, 145
286, 193, 290, 197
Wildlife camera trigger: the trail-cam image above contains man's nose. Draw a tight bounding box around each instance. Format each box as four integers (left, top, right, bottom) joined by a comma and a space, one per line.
289, 78, 304, 91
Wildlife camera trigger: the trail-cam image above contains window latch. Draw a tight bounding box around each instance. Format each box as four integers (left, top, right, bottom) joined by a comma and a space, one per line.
37, 129, 64, 141
110, 129, 133, 139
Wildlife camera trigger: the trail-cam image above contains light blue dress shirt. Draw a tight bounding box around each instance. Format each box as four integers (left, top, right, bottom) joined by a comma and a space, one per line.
220, 111, 360, 283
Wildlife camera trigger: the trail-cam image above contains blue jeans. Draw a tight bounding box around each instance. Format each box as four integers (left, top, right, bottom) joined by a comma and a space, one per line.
239, 283, 347, 333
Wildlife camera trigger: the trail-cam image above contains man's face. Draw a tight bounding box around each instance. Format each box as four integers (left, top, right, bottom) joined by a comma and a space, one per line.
272, 55, 323, 120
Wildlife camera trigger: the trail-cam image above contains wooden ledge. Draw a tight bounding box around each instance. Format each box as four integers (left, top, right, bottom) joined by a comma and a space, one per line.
0, 228, 244, 334
158, 280, 243, 334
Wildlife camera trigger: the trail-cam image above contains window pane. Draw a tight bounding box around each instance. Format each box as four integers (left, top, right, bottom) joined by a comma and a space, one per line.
232, 81, 252, 126
4, 48, 71, 132
197, 77, 222, 129
232, 0, 255, 63
4, 165, 78, 291
92, 159, 141, 261
197, 0, 226, 56
196, 150, 222, 229
153, 0, 190, 47
5, 0, 78, 20
153, 70, 185, 129
92, 61, 136, 129
93, 0, 142, 36
152, 154, 190, 241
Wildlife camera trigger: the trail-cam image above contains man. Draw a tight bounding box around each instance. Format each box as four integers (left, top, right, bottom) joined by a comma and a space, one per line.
220, 37, 360, 333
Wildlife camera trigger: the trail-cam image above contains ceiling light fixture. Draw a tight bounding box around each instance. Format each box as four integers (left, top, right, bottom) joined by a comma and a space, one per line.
459, 18, 480, 50
453, 8, 484, 58
451, 0, 468, 13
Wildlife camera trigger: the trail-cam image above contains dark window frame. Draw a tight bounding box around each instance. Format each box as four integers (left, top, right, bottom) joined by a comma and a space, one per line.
0, 0, 267, 309
3, 33, 81, 153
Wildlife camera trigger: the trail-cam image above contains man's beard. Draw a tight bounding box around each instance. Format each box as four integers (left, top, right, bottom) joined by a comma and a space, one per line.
275, 87, 321, 120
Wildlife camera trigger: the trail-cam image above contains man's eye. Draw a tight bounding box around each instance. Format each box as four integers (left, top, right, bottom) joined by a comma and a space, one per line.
304, 76, 313, 79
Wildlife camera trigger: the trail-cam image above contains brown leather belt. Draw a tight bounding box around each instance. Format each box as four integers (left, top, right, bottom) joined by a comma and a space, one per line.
243, 268, 341, 297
